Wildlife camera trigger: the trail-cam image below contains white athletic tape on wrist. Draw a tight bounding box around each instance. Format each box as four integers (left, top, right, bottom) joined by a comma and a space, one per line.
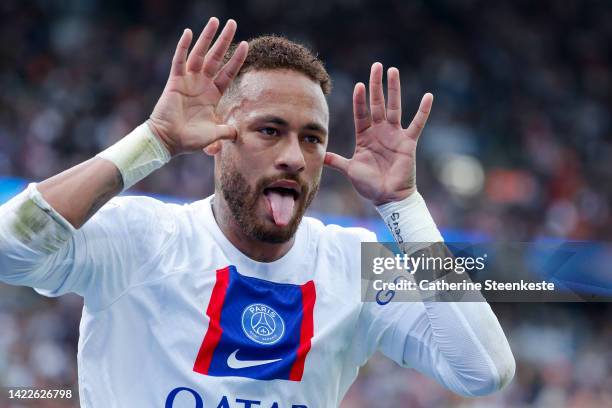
96, 122, 171, 190
376, 191, 443, 249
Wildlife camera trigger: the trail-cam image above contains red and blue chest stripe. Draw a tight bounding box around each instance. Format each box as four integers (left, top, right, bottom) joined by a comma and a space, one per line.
193, 265, 316, 381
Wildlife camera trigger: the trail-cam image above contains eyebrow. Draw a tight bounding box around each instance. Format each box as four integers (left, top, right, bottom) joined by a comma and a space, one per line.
254, 114, 327, 135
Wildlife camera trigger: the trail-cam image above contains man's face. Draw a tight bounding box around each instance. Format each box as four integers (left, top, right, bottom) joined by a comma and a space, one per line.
215, 69, 329, 243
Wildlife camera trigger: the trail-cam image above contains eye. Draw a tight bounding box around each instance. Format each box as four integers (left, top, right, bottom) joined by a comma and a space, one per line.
259, 127, 279, 136
304, 135, 321, 144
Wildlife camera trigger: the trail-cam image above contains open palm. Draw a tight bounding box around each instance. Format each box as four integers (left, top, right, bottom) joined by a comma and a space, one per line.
148, 18, 248, 156
325, 63, 433, 205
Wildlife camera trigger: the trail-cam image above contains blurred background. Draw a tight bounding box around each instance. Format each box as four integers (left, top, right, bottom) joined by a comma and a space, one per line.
0, 0, 611, 406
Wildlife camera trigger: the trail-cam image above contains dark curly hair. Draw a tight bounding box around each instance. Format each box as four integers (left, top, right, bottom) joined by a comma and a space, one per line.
223, 35, 331, 95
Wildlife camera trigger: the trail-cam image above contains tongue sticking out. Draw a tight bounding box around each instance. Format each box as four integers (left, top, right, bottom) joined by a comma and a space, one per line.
266, 191, 295, 227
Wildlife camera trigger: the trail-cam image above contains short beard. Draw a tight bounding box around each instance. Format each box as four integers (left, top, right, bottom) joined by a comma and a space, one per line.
218, 161, 319, 244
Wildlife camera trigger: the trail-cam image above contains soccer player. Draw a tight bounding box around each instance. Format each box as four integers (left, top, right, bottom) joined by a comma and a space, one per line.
0, 18, 515, 407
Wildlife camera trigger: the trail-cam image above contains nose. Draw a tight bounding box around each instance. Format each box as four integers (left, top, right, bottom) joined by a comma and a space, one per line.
274, 134, 306, 174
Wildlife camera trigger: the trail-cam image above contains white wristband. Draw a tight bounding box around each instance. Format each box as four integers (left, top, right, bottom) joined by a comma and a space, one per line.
96, 122, 171, 190
375, 191, 443, 246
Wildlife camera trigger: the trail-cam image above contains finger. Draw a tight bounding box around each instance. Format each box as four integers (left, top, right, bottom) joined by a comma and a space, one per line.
170, 29, 193, 77
324, 152, 350, 176
214, 41, 249, 93
353, 82, 371, 134
369, 62, 386, 123
406, 93, 434, 140
386, 67, 402, 125
203, 140, 221, 156
186, 17, 220, 73
202, 19, 237, 77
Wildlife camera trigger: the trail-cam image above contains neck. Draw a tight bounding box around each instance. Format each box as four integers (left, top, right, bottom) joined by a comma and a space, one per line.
211, 194, 295, 263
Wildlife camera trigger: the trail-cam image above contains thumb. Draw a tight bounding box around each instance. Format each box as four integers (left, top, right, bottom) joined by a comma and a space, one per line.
214, 124, 238, 142
202, 125, 237, 156
324, 152, 350, 176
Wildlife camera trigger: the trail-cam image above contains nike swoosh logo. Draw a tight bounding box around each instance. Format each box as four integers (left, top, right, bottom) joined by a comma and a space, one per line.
227, 349, 282, 369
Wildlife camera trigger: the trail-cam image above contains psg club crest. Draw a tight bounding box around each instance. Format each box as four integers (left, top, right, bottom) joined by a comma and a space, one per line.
193, 265, 316, 381
241, 303, 285, 345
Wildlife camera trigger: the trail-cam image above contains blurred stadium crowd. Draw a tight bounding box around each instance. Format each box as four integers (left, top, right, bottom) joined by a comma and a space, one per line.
0, 0, 610, 407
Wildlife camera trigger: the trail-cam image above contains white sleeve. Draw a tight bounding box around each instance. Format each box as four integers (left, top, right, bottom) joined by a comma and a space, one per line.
356, 273, 516, 397
0, 183, 175, 310
363, 192, 516, 396
378, 301, 515, 396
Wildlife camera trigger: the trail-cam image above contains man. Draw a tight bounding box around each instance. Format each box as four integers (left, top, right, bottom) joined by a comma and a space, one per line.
0, 17, 515, 407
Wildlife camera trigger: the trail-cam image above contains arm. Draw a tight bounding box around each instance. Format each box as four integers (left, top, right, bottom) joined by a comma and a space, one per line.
326, 63, 515, 395
38, 18, 248, 229
375, 194, 515, 396
0, 17, 247, 289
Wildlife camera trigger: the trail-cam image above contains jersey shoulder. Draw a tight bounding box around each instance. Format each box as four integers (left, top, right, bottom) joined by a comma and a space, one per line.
301, 216, 377, 292
99, 195, 181, 230
302, 215, 377, 245
92, 195, 183, 256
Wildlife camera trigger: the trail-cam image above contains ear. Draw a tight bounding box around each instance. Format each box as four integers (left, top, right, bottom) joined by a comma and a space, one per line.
203, 141, 221, 156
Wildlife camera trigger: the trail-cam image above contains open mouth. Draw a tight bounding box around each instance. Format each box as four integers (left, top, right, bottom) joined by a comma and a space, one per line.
262, 179, 302, 201
262, 180, 302, 227
262, 186, 299, 200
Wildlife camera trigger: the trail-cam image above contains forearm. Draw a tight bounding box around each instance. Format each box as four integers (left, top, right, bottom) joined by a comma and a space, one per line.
37, 158, 122, 229
376, 192, 515, 396
39, 122, 169, 229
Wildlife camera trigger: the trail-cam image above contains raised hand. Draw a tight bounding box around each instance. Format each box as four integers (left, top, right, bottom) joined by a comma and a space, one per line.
148, 18, 248, 156
324, 63, 433, 205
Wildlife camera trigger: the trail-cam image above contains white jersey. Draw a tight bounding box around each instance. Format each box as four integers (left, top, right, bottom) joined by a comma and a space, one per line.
0, 185, 515, 407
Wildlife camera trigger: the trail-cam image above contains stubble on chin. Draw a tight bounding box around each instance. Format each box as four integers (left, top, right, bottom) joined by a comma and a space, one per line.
218, 160, 319, 244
